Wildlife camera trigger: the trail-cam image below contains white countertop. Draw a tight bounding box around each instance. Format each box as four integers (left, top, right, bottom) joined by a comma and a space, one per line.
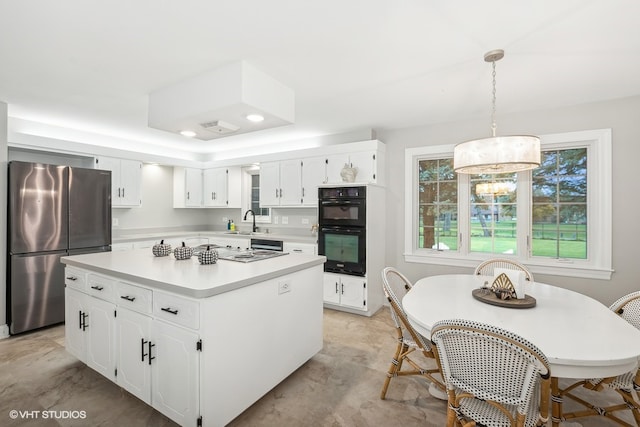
61, 249, 326, 298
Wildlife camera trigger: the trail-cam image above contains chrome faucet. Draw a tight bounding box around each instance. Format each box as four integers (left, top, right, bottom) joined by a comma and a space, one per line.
244, 209, 257, 232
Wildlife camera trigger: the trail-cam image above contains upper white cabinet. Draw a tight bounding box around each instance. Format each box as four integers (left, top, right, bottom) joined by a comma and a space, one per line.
174, 166, 241, 208
203, 167, 241, 208
173, 167, 203, 208
260, 160, 303, 206
301, 156, 327, 206
325, 150, 379, 184
95, 156, 142, 207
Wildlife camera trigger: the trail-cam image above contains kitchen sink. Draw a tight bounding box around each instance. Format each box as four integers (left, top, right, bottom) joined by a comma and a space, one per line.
224, 231, 265, 235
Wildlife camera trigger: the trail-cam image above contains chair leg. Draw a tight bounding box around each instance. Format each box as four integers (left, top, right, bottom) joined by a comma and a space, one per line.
380, 338, 406, 400
618, 389, 640, 426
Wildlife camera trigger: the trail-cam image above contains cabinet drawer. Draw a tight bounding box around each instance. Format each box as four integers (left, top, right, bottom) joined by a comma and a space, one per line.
116, 281, 152, 314
86, 274, 116, 302
65, 267, 87, 291
153, 292, 200, 330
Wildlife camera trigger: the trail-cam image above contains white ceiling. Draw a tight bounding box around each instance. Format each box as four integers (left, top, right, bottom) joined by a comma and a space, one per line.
1, 0, 639, 159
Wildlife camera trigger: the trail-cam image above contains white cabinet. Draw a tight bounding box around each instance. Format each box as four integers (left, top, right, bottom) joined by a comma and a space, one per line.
66, 268, 201, 427
173, 167, 202, 207
203, 167, 241, 208
260, 160, 302, 206
116, 306, 152, 403
325, 151, 379, 184
95, 156, 142, 207
185, 168, 203, 207
151, 320, 200, 426
261, 159, 325, 206
301, 156, 327, 206
65, 287, 117, 381
116, 308, 199, 426
284, 242, 317, 255
322, 273, 367, 310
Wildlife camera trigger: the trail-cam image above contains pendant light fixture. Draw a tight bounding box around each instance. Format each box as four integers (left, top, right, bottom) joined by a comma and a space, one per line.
454, 49, 540, 174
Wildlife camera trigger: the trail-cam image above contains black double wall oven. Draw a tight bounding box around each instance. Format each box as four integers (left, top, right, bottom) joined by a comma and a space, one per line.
318, 186, 366, 276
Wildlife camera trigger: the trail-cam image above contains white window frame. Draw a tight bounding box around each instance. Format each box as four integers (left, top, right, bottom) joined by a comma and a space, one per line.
241, 166, 271, 224
404, 129, 612, 280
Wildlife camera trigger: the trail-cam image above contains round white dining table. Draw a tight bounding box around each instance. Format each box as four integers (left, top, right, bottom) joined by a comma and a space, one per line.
403, 274, 640, 380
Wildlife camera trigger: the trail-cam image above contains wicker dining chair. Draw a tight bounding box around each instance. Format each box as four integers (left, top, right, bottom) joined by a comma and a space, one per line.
379, 267, 445, 400
553, 290, 640, 426
431, 319, 551, 427
474, 258, 534, 282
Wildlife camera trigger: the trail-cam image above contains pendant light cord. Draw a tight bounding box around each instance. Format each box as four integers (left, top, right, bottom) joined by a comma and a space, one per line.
491, 59, 497, 138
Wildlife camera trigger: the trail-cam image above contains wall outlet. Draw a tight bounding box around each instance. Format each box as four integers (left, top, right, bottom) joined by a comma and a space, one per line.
222, 217, 228, 223
301, 218, 309, 225
282, 216, 288, 225
278, 280, 291, 294
112, 218, 119, 227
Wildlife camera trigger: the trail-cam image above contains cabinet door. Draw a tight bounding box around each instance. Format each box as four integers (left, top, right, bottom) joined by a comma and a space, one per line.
184, 168, 203, 207
259, 161, 280, 206
117, 308, 152, 404
339, 276, 367, 310
119, 159, 142, 206
325, 154, 350, 184
301, 156, 326, 206
85, 296, 116, 381
151, 321, 199, 427
348, 151, 377, 183
203, 168, 228, 207
65, 287, 86, 362
279, 159, 302, 205
322, 274, 341, 304
95, 156, 122, 203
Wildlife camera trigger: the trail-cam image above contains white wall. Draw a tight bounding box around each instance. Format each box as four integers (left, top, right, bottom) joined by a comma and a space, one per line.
0, 101, 7, 337
113, 164, 213, 233
378, 95, 640, 306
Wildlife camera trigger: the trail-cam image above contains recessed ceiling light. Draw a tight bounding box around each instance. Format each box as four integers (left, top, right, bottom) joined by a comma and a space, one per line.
246, 114, 264, 122
180, 130, 197, 137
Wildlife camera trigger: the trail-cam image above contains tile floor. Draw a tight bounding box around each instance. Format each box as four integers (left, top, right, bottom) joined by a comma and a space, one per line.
0, 308, 635, 426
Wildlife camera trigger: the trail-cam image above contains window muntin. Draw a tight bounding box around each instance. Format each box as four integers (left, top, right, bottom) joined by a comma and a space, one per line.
532, 148, 587, 259
418, 159, 458, 251
470, 173, 518, 255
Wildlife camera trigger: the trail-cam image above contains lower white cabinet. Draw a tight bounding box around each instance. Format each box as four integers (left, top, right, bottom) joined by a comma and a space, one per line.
322, 273, 367, 310
65, 268, 200, 427
65, 287, 116, 382
283, 241, 317, 255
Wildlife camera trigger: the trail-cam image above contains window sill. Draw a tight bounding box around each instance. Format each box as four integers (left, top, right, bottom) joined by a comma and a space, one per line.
404, 253, 613, 280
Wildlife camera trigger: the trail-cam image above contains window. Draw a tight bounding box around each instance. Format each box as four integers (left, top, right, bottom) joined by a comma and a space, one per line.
242, 166, 270, 223
404, 129, 612, 279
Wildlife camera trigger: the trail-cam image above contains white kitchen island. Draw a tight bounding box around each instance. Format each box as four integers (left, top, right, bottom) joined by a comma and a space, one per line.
61, 249, 326, 427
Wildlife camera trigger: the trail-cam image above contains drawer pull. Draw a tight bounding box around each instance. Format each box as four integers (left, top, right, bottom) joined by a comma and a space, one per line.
90, 285, 104, 291
120, 295, 136, 302
66, 276, 77, 281
161, 307, 179, 315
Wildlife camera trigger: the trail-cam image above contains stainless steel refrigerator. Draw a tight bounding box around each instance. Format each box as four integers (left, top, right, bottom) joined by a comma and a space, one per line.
7, 161, 112, 334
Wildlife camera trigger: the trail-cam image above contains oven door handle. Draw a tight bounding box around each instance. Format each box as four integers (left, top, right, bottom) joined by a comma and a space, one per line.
320, 226, 364, 234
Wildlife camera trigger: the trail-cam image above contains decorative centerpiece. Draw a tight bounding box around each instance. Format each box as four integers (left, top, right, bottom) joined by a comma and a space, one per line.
340, 164, 358, 182
173, 242, 194, 260
152, 240, 172, 257
197, 245, 218, 265
472, 269, 536, 308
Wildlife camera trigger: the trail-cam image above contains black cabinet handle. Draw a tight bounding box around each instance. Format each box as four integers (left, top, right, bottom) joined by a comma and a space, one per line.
161, 307, 179, 315
122, 188, 125, 198
148, 341, 155, 366
90, 285, 104, 291
82, 312, 89, 331
341, 284, 344, 295
66, 276, 77, 281
141, 338, 148, 362
120, 295, 136, 302
78, 311, 83, 330
335, 282, 339, 294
